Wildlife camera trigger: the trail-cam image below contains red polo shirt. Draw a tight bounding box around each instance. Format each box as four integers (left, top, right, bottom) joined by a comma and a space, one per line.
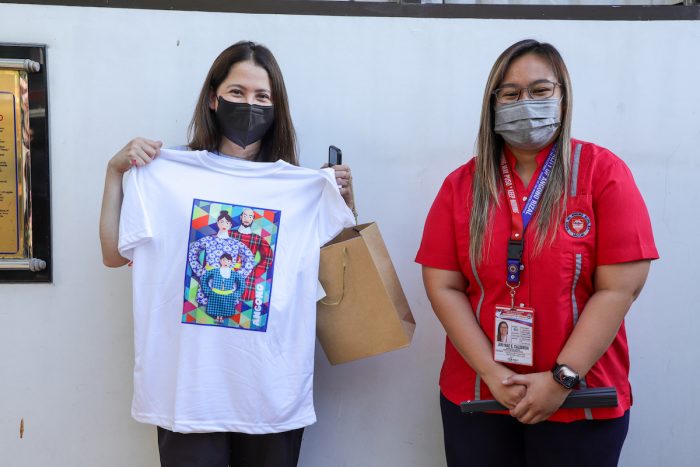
415, 139, 659, 422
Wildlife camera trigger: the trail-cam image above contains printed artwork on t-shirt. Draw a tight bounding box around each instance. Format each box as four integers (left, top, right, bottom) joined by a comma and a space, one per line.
183, 198, 281, 332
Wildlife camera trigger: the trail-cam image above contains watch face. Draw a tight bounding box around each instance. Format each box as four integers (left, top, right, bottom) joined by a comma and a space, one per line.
561, 374, 577, 388
554, 365, 579, 389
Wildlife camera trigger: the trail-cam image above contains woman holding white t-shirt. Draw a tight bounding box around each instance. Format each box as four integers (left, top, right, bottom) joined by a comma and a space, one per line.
99, 41, 356, 467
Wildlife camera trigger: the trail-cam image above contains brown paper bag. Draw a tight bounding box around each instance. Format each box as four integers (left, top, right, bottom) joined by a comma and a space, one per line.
316, 222, 416, 365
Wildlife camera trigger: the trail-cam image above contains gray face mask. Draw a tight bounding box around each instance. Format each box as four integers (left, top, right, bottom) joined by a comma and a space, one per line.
494, 98, 561, 151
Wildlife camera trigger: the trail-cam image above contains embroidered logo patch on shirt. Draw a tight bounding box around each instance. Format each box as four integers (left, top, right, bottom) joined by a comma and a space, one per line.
564, 212, 591, 238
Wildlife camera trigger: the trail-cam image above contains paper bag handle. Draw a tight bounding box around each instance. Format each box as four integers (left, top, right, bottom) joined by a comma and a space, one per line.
320, 247, 348, 306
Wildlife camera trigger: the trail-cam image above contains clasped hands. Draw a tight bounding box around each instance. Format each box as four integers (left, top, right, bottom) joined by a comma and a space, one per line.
483, 369, 571, 425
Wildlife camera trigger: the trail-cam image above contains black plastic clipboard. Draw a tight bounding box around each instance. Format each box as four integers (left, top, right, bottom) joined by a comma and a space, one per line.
460, 387, 618, 413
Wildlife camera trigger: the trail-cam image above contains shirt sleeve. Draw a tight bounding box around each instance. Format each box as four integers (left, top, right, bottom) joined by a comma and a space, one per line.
415, 176, 461, 271
594, 158, 659, 265
118, 169, 153, 261
317, 168, 356, 246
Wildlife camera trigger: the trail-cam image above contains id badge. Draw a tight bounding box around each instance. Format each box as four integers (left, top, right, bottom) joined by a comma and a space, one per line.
494, 305, 534, 366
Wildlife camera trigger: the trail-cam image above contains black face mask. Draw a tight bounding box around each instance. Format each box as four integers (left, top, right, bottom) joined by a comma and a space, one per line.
215, 97, 275, 149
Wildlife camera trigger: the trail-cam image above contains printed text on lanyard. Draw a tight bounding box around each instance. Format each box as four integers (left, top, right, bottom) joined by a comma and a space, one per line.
499, 144, 557, 307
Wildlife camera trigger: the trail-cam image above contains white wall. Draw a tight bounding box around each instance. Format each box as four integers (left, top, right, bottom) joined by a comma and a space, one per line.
0, 4, 697, 467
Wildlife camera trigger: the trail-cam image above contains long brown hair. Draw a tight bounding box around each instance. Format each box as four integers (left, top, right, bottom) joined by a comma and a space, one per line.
188, 41, 298, 165
470, 39, 573, 263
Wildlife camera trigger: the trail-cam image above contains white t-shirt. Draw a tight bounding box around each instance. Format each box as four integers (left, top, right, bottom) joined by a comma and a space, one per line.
118, 148, 354, 434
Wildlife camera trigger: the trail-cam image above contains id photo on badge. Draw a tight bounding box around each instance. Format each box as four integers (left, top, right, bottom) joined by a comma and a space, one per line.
496, 321, 511, 344
494, 306, 534, 366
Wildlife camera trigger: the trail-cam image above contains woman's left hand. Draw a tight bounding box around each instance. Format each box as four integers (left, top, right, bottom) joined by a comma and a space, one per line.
502, 372, 571, 424
323, 163, 355, 211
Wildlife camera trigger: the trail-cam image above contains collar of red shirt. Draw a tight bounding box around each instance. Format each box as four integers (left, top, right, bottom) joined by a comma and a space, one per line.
503, 142, 555, 170
502, 142, 555, 193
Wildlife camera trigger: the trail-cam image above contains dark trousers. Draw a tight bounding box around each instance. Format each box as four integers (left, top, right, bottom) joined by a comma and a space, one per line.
441, 393, 629, 467
157, 426, 304, 467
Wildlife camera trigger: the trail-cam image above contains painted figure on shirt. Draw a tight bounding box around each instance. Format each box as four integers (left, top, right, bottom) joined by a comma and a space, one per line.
230, 207, 274, 301
200, 254, 245, 324
188, 210, 255, 306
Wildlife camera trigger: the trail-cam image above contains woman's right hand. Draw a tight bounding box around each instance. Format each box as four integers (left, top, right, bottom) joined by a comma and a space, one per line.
422, 267, 527, 411
100, 137, 162, 267
482, 366, 527, 410
107, 138, 162, 174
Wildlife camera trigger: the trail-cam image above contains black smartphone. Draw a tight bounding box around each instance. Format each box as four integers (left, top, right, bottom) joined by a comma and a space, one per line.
328, 145, 342, 167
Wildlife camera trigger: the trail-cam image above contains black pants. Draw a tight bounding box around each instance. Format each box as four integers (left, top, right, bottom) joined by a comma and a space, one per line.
441, 393, 629, 467
157, 426, 304, 467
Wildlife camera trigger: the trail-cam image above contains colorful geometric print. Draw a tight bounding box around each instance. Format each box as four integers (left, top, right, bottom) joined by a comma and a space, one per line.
182, 199, 281, 332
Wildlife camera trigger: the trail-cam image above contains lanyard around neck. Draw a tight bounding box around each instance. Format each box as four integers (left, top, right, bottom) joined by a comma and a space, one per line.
499, 144, 557, 287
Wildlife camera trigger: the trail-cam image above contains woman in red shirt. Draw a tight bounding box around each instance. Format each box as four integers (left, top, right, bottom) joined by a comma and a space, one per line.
416, 39, 658, 467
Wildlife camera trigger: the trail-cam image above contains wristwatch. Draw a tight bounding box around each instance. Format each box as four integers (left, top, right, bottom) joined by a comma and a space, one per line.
551, 363, 580, 389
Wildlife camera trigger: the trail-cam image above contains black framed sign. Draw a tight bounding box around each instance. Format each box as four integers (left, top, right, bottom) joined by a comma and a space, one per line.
0, 44, 51, 283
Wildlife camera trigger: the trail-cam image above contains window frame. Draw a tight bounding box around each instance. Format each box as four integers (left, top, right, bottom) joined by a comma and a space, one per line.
7, 0, 700, 21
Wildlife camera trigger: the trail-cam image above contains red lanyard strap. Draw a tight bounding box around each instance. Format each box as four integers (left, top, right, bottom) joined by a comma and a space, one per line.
499, 144, 558, 286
